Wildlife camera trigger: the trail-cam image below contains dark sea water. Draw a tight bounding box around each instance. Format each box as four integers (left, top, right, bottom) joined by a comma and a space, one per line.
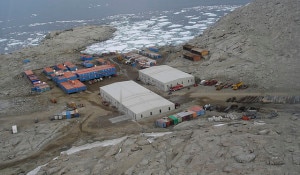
0, 0, 251, 54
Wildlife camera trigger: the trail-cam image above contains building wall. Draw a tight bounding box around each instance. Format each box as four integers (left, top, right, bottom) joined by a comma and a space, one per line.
164, 77, 195, 91
133, 104, 175, 120
100, 88, 175, 120
139, 71, 195, 91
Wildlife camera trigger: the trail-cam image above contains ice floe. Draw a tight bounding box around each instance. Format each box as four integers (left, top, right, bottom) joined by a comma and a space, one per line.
1, 5, 240, 54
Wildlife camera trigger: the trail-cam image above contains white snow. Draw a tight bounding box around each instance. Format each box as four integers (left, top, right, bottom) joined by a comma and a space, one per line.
27, 132, 173, 175
61, 136, 127, 155
214, 123, 226, 127
82, 5, 239, 55
143, 132, 172, 137
29, 23, 48, 27
168, 24, 183, 28
204, 13, 218, 17
27, 164, 47, 175
0, 39, 8, 42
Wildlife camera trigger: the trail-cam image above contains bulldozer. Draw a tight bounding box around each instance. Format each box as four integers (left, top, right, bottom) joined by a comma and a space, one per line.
232, 81, 248, 90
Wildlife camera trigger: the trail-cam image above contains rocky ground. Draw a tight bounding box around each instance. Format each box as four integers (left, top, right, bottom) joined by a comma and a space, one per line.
170, 0, 300, 94
33, 107, 300, 175
0, 0, 299, 174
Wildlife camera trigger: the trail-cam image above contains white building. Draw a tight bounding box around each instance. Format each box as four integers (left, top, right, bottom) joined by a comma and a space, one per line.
100, 80, 175, 120
139, 65, 195, 91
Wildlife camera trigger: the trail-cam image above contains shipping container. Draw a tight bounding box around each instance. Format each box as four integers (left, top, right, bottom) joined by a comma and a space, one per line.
24, 70, 34, 76
176, 111, 194, 121
188, 105, 205, 116
138, 50, 162, 59
174, 114, 182, 123
200, 50, 209, 56
75, 65, 116, 82
183, 52, 201, 61
55, 64, 68, 71
96, 58, 108, 65
59, 80, 87, 94
64, 61, 78, 71
27, 74, 40, 84
161, 117, 171, 127
66, 110, 71, 119
74, 112, 80, 118
148, 47, 159, 53
188, 110, 197, 119
155, 119, 167, 128
53, 76, 68, 84
80, 54, 93, 61
63, 71, 77, 80
191, 48, 209, 56
31, 82, 50, 92
168, 115, 179, 125
82, 61, 94, 68
43, 67, 54, 75
183, 44, 194, 51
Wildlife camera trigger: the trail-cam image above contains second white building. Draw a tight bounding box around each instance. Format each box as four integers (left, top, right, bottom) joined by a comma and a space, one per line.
100, 80, 175, 120
139, 65, 195, 91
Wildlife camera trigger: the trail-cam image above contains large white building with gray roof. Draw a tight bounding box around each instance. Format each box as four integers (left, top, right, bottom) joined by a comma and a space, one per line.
100, 80, 175, 120
139, 65, 195, 91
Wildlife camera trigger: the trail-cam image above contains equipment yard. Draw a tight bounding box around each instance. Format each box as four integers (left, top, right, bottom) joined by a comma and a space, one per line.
0, 0, 300, 174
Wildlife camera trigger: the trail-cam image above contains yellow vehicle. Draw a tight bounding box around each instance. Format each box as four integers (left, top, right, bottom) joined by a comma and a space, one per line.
115, 51, 123, 62
232, 81, 248, 90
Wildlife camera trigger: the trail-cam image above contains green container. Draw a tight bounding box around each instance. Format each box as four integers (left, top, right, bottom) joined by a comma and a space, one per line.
168, 115, 179, 125
174, 114, 182, 123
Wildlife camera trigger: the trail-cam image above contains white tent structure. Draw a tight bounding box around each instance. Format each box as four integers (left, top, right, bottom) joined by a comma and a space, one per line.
100, 80, 175, 120
138, 65, 195, 91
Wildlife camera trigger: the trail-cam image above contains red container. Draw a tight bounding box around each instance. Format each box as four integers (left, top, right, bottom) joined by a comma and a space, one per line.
24, 70, 34, 76
57, 64, 67, 71
63, 72, 76, 79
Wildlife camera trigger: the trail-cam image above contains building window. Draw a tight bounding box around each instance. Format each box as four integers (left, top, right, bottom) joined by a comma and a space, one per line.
168, 107, 171, 110
141, 114, 143, 118
188, 80, 189, 83
159, 109, 161, 113
150, 112, 152, 115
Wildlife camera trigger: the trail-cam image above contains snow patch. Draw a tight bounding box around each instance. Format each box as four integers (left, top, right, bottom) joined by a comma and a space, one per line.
61, 136, 127, 155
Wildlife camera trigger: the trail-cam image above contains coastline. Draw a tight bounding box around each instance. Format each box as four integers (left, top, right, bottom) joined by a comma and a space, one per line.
0, 25, 116, 101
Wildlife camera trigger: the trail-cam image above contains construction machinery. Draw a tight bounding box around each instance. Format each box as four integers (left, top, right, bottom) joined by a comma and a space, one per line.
216, 83, 225, 90
232, 81, 248, 90
67, 102, 77, 109
115, 51, 124, 63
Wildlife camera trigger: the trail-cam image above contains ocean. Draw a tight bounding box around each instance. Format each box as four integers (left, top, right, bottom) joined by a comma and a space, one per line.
0, 0, 251, 54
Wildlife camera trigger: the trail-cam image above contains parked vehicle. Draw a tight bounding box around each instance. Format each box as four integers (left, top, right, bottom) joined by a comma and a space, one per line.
204, 79, 218, 86
170, 84, 183, 91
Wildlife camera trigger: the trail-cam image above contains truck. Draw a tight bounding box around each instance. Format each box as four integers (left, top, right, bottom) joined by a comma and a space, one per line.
170, 84, 184, 91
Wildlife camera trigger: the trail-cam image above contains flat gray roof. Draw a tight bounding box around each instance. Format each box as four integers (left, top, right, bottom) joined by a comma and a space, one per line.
100, 80, 174, 114
139, 65, 194, 84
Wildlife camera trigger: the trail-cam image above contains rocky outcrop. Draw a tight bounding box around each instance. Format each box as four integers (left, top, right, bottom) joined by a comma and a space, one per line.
171, 0, 300, 94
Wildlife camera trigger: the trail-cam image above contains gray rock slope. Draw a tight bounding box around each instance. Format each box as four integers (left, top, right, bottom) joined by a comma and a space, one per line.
175, 0, 300, 94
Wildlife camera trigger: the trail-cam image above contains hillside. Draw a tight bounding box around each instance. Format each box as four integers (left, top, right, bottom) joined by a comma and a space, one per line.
170, 0, 300, 94
27, 0, 300, 174
0, 0, 299, 174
